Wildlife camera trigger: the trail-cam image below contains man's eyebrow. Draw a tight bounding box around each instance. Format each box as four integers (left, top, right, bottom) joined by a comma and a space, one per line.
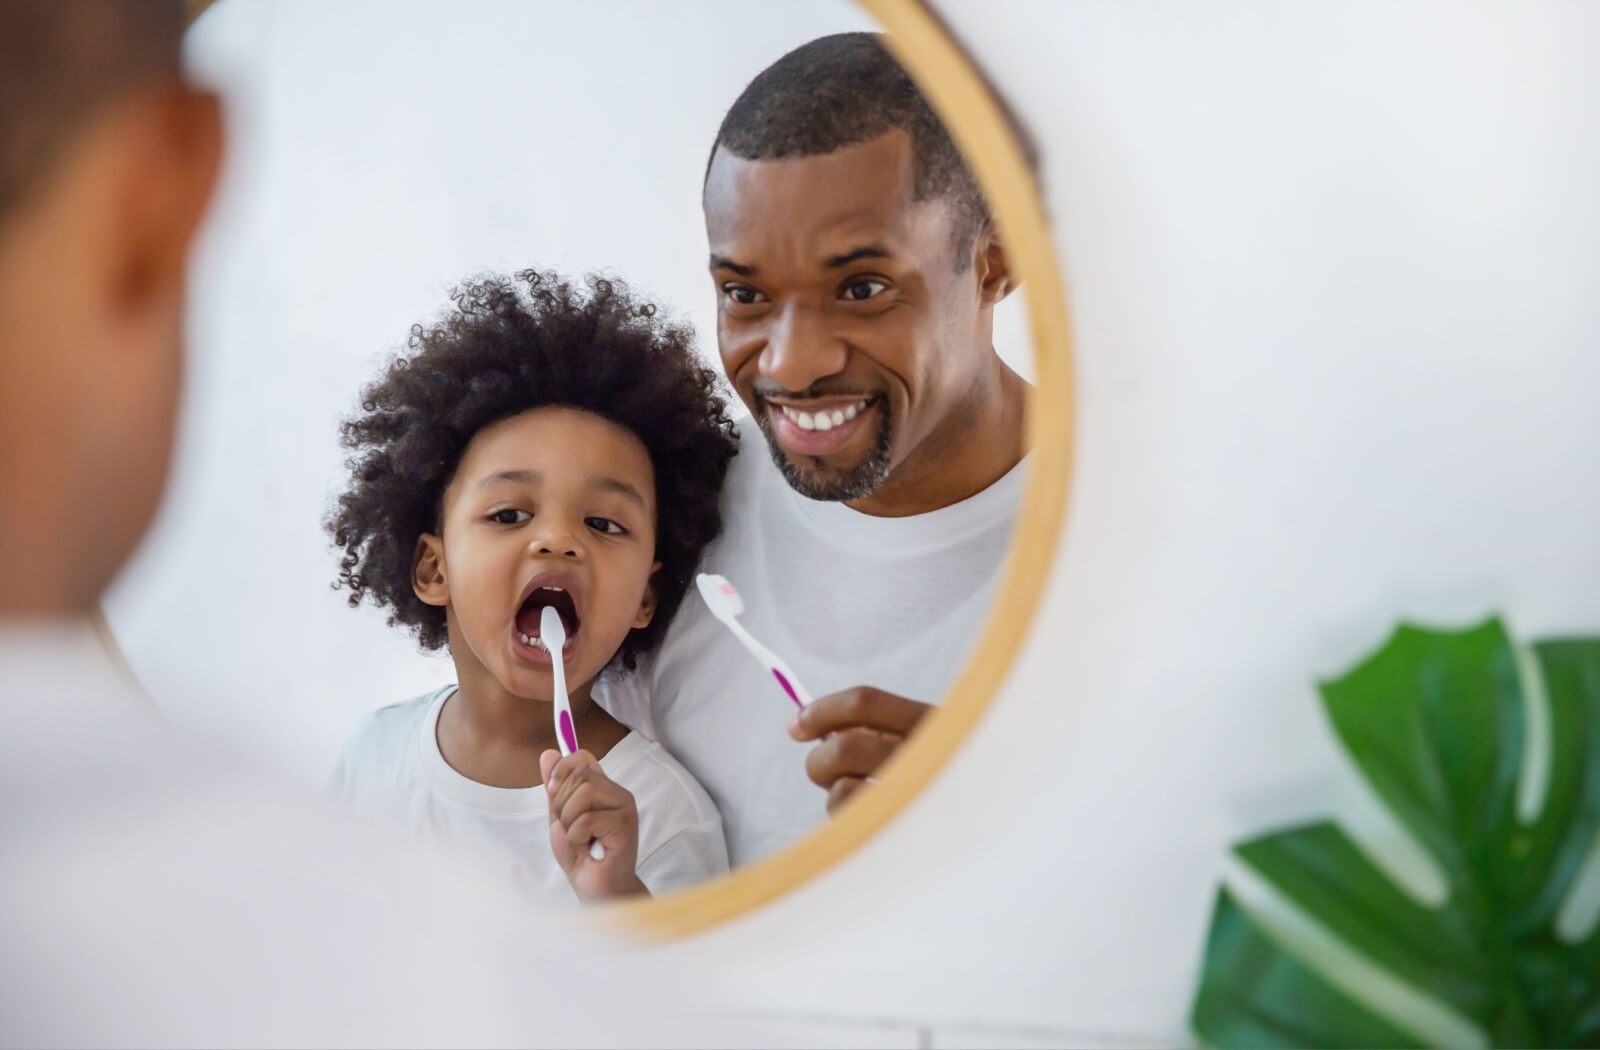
593, 476, 647, 509
709, 254, 756, 277
823, 244, 892, 269
477, 469, 538, 490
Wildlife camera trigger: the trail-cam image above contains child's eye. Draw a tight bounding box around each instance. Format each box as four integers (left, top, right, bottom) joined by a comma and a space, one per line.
585, 516, 627, 536
841, 278, 889, 302
489, 509, 530, 525
722, 283, 766, 307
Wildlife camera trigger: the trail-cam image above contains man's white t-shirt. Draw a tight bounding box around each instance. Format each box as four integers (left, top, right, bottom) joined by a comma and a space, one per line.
331, 686, 728, 901
596, 418, 1024, 866
0, 622, 680, 1046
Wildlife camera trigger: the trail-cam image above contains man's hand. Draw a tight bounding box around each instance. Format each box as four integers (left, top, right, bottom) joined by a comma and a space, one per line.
540, 749, 648, 902
787, 687, 931, 814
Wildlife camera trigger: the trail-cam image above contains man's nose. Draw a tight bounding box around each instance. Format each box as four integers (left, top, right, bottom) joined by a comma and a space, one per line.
759, 303, 848, 394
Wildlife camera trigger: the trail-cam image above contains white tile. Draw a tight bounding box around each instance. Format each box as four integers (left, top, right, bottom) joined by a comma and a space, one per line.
724, 1013, 925, 1049
930, 1024, 1171, 1049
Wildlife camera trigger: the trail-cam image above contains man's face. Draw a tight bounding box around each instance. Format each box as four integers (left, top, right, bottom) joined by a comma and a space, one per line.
704, 131, 987, 506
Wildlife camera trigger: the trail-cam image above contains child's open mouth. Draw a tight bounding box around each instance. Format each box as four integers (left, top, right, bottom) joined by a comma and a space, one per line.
512, 579, 581, 663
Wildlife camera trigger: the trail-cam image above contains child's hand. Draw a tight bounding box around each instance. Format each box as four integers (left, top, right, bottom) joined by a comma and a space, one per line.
539, 749, 647, 902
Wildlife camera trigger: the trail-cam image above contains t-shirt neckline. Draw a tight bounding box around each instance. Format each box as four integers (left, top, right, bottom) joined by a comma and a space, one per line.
784, 454, 1029, 554
416, 686, 643, 814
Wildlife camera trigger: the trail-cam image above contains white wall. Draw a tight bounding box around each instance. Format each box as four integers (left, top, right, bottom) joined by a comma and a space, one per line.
106, 1, 1600, 1045
664, 1, 1600, 1045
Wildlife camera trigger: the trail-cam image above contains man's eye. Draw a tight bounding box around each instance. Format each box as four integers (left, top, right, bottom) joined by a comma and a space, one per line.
842, 278, 889, 302
585, 516, 626, 536
489, 509, 530, 525
722, 283, 766, 306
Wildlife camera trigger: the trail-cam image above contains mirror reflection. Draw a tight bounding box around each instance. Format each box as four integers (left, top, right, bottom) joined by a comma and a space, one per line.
106, 0, 1033, 904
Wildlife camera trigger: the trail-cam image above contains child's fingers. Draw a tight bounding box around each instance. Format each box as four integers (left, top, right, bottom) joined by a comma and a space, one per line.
544, 750, 601, 799
538, 748, 560, 786
564, 812, 600, 853
557, 782, 600, 829
558, 776, 638, 829
564, 809, 634, 855
549, 763, 601, 816
547, 812, 578, 869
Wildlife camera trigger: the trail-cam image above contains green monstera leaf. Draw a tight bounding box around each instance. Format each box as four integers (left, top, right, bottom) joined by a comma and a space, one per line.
1190, 618, 1600, 1047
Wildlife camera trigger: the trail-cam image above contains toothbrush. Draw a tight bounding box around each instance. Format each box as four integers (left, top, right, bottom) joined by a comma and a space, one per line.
541, 605, 606, 861
695, 573, 814, 710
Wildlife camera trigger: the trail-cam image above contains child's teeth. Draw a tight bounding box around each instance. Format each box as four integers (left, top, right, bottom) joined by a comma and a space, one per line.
831, 410, 845, 426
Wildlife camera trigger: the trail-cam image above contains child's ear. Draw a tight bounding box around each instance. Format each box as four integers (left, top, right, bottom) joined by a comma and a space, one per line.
413, 533, 448, 607
632, 561, 663, 629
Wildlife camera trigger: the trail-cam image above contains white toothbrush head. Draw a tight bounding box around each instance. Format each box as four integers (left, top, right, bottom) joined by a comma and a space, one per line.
696, 572, 744, 620
539, 604, 566, 651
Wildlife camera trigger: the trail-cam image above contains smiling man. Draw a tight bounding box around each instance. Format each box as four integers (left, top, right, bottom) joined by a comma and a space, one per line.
597, 32, 1028, 865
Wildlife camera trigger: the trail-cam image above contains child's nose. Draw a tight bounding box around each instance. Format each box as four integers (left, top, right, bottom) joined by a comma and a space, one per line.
529, 524, 583, 560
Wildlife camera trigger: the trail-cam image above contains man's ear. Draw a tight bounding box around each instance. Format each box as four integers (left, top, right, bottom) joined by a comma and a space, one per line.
632, 561, 663, 629
413, 533, 448, 607
973, 221, 1019, 307
114, 85, 223, 319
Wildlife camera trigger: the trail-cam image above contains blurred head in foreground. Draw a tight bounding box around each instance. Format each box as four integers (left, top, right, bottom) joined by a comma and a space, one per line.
0, 0, 221, 619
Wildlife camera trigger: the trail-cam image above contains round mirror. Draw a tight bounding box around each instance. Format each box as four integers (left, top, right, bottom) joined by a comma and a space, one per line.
103, 0, 1072, 933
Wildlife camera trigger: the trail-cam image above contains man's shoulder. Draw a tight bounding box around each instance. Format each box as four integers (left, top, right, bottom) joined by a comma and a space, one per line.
608, 734, 722, 828
336, 688, 445, 773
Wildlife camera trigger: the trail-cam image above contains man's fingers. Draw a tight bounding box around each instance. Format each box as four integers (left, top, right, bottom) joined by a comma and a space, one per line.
804, 727, 902, 789
790, 687, 930, 742
826, 776, 866, 815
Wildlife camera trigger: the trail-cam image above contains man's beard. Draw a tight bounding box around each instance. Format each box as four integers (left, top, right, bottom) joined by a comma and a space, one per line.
755, 399, 894, 502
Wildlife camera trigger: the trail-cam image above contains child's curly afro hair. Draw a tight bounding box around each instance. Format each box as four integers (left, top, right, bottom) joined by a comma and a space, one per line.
327, 269, 739, 671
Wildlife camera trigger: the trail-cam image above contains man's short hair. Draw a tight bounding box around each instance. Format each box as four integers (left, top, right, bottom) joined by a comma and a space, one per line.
709, 32, 989, 269
0, 1, 186, 218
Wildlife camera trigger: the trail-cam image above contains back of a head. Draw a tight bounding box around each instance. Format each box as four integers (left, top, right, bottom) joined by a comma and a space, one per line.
710, 32, 989, 261
0, 0, 215, 618
0, 1, 186, 219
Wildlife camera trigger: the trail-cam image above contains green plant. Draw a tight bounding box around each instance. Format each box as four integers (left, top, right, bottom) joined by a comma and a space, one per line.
1190, 618, 1600, 1047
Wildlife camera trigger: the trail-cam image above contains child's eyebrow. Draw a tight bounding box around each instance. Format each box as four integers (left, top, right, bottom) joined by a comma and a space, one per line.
592, 476, 647, 509
477, 469, 538, 490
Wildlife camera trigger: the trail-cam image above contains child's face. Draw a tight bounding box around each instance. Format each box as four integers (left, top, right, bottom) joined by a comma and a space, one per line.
415, 406, 661, 701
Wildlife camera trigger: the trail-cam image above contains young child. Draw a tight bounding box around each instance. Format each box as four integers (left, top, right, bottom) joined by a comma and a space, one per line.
326, 270, 738, 903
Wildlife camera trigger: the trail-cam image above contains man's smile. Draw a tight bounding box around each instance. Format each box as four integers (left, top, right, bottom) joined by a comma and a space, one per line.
762, 394, 883, 458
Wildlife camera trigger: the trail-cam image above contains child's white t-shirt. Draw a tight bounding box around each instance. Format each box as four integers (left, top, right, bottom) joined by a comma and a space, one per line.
330, 685, 728, 903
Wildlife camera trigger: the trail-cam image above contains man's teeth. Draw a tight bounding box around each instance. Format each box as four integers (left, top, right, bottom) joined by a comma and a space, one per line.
777, 400, 867, 432
516, 631, 549, 652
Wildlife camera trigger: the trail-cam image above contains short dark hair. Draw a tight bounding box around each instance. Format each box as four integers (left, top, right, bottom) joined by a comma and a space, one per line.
327, 270, 739, 672
709, 32, 988, 267
0, 1, 186, 217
